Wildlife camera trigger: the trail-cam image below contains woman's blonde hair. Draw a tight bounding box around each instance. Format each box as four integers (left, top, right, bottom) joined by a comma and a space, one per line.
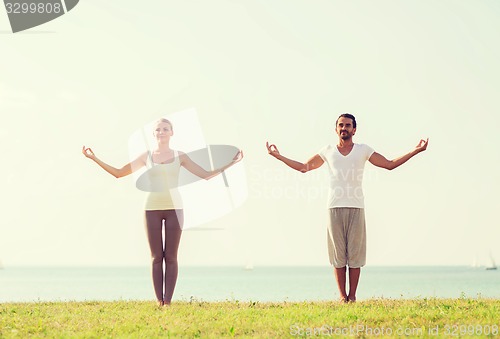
156, 118, 173, 129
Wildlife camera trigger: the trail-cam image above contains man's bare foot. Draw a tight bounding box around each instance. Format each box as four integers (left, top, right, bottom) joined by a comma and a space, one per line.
340, 295, 348, 303
163, 301, 171, 306
157, 300, 164, 307
347, 295, 356, 303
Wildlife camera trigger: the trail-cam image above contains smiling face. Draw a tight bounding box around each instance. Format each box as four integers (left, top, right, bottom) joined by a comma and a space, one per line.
336, 116, 356, 140
153, 121, 173, 143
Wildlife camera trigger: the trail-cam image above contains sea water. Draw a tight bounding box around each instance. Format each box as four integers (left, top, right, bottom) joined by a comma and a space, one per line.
0, 266, 498, 303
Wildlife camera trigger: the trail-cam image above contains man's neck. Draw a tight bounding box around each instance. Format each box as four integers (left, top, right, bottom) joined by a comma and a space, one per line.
337, 139, 354, 147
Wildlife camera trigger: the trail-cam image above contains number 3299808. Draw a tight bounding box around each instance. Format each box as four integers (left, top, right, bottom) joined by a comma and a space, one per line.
5, 2, 62, 14
444, 324, 498, 336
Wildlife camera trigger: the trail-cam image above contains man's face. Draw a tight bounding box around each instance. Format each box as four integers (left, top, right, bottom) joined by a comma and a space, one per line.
336, 117, 356, 140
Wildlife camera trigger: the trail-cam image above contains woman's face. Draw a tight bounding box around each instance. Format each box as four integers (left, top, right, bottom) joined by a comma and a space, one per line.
153, 122, 173, 142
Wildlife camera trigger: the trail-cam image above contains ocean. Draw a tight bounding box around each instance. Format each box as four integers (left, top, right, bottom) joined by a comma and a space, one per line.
0, 266, 498, 303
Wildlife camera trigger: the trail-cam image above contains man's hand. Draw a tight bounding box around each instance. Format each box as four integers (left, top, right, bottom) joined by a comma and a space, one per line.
415, 138, 429, 153
82, 146, 96, 160
266, 142, 280, 158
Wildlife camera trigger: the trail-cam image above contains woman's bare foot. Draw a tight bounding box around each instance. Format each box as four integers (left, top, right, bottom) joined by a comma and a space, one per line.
157, 300, 164, 307
347, 295, 356, 303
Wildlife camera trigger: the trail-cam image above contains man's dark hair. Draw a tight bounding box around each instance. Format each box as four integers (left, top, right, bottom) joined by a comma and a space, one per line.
336, 113, 357, 128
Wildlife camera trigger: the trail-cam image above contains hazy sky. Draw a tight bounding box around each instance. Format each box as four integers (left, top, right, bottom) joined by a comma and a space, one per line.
1, 0, 499, 267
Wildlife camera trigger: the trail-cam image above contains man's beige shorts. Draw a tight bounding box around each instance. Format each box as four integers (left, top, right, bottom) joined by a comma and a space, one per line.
327, 208, 366, 268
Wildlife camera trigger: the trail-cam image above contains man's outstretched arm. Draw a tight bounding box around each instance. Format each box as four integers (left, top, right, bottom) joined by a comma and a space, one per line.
369, 138, 429, 170
266, 142, 324, 173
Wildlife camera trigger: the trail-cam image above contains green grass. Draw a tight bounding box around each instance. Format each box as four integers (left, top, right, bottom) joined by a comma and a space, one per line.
1, 298, 499, 338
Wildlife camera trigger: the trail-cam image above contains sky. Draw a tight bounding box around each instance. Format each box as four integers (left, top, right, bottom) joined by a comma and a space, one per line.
1, 0, 499, 267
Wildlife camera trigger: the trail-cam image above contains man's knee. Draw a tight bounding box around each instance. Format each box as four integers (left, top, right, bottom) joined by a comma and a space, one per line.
347, 261, 365, 269
333, 262, 347, 269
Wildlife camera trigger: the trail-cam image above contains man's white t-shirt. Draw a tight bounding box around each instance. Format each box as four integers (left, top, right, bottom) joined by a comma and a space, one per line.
318, 143, 375, 208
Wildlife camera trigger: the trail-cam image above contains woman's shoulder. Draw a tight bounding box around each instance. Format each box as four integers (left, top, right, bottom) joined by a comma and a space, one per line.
134, 151, 149, 162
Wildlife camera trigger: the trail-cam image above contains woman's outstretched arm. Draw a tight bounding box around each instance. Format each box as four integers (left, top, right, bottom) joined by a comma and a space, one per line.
82, 146, 147, 178
179, 150, 243, 180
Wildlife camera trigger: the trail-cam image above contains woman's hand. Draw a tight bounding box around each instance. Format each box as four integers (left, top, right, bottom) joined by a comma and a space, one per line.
82, 146, 96, 160
232, 150, 244, 164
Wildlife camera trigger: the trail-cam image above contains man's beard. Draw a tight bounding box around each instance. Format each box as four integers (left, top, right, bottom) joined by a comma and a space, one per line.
340, 131, 352, 140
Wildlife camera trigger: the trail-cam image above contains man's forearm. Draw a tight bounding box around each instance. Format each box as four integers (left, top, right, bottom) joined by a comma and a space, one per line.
274, 154, 306, 172
390, 149, 421, 170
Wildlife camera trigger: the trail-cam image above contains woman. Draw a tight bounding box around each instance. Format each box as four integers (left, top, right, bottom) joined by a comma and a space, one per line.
82, 118, 243, 306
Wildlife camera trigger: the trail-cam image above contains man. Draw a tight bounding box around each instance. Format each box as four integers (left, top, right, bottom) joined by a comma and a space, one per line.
266, 113, 428, 302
